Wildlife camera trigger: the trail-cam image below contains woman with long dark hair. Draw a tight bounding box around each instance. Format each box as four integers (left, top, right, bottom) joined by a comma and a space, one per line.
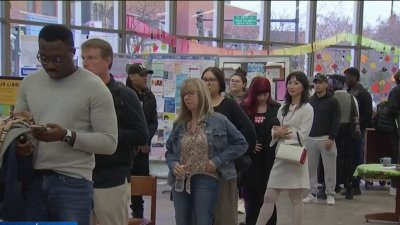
241, 77, 280, 225
256, 71, 314, 225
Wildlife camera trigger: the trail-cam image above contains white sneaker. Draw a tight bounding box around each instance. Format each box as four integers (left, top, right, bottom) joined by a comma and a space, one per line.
327, 196, 335, 205
302, 194, 317, 203
238, 199, 245, 214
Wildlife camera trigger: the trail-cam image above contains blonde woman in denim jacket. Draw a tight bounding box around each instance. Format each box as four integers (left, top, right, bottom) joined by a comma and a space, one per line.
165, 78, 248, 225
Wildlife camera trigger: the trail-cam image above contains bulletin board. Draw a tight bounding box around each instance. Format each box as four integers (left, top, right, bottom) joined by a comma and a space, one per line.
147, 54, 218, 161
0, 76, 23, 118
218, 56, 290, 101
110, 54, 148, 83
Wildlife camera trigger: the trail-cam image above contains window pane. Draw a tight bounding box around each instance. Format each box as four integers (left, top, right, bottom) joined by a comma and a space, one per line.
360, 49, 399, 105
10, 24, 42, 77
395, 1, 400, 15
224, 1, 264, 40
71, 1, 118, 29
177, 1, 217, 38
126, 1, 168, 52
270, 1, 310, 43
74, 30, 119, 66
0, 1, 3, 17
223, 42, 263, 51
363, 1, 400, 46
126, 34, 169, 54
270, 45, 309, 74
10, 1, 62, 23
182, 41, 218, 54
313, 48, 354, 75
316, 1, 355, 45
126, 1, 167, 31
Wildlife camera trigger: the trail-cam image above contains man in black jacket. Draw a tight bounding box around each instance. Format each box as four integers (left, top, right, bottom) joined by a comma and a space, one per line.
344, 67, 373, 195
81, 39, 149, 225
126, 63, 158, 218
303, 74, 341, 206
388, 71, 400, 162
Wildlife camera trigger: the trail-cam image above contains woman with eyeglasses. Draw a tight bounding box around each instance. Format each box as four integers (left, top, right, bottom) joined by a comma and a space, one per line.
256, 71, 314, 225
201, 67, 257, 225
165, 78, 247, 225
240, 77, 280, 225
226, 67, 248, 104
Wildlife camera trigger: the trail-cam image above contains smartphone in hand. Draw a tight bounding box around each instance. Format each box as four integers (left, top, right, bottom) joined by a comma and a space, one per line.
31, 124, 48, 132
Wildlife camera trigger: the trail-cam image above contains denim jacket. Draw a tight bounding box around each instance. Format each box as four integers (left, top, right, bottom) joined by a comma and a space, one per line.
165, 112, 248, 186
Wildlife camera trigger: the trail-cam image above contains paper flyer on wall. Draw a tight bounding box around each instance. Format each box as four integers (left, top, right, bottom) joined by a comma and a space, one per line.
151, 61, 164, 71
151, 78, 164, 94
164, 97, 176, 113
152, 129, 164, 147
0, 77, 23, 118
189, 62, 200, 78
164, 62, 175, 72
110, 56, 129, 83
175, 73, 188, 113
163, 80, 176, 97
111, 54, 146, 83
163, 112, 175, 130
163, 71, 173, 80
152, 70, 164, 78
155, 95, 165, 113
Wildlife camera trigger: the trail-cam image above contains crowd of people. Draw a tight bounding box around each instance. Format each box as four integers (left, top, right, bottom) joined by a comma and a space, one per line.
1, 24, 399, 225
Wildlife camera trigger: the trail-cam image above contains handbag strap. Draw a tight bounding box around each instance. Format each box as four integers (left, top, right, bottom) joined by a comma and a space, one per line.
296, 132, 303, 147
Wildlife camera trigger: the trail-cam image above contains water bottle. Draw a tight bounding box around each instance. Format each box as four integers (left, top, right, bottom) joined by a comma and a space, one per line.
175, 176, 185, 192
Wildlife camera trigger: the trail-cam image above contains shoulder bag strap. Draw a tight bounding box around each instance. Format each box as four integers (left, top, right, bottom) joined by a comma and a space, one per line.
296, 132, 303, 147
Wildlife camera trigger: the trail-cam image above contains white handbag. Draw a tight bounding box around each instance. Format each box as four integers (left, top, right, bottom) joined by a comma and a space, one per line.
275, 132, 307, 165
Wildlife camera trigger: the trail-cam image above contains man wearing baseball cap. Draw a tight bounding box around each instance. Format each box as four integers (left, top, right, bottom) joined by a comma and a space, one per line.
127, 63, 154, 77
303, 73, 341, 206
126, 63, 158, 218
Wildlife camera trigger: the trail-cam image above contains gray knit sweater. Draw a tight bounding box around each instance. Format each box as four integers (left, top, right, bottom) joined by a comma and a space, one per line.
15, 67, 118, 180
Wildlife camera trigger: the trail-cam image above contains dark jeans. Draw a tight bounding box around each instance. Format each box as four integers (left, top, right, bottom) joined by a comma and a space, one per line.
352, 129, 366, 188
23, 171, 93, 225
336, 123, 354, 191
130, 152, 149, 215
172, 174, 219, 225
243, 185, 277, 225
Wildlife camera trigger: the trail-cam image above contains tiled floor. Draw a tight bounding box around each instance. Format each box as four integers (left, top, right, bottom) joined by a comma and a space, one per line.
140, 178, 397, 225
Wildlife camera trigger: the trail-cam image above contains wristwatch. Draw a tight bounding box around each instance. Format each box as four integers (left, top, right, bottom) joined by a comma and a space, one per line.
63, 129, 74, 146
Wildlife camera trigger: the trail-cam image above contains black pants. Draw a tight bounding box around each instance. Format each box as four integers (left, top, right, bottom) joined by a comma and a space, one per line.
130, 152, 150, 214
336, 123, 354, 191
243, 185, 277, 225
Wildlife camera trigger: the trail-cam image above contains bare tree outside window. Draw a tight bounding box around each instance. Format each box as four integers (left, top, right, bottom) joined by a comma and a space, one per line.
126, 1, 167, 54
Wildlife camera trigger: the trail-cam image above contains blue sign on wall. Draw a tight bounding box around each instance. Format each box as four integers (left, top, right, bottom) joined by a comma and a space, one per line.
20, 67, 39, 76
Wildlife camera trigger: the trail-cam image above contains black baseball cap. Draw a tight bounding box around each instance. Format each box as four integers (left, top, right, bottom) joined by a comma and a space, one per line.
127, 63, 154, 76
313, 73, 328, 83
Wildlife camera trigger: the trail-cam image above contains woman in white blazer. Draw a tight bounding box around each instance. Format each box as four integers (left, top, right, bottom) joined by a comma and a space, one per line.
256, 71, 314, 225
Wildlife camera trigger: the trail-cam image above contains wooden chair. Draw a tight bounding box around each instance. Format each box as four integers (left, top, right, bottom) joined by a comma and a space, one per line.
128, 176, 157, 225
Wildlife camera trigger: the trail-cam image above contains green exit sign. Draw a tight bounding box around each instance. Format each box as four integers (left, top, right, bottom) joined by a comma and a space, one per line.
233, 15, 257, 26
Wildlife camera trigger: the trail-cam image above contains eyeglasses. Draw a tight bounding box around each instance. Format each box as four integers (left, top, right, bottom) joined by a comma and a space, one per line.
181, 90, 197, 97
202, 78, 217, 84
230, 80, 242, 84
37, 51, 71, 65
